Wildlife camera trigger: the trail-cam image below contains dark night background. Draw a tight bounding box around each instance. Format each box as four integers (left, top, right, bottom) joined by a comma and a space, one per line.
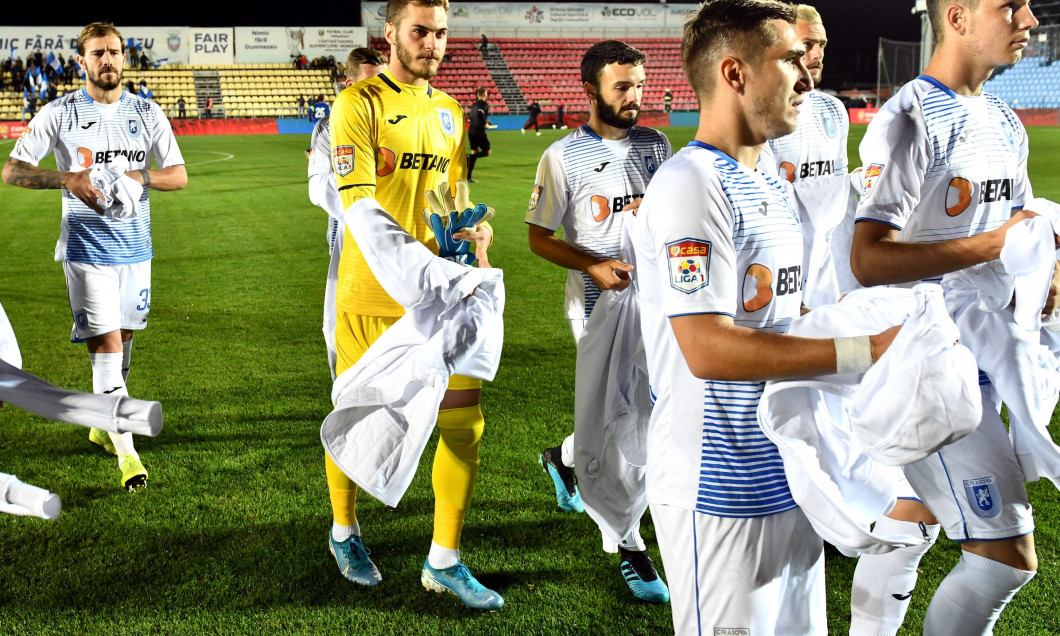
4, 1, 923, 86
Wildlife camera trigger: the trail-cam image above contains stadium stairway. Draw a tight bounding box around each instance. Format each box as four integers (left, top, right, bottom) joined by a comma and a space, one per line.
481, 43, 527, 116
194, 70, 224, 118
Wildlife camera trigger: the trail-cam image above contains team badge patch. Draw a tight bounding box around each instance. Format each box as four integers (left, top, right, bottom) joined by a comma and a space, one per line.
862, 163, 885, 194
964, 476, 1001, 518
822, 113, 837, 139
666, 238, 711, 294
333, 145, 354, 177
438, 108, 456, 137
128, 119, 139, 136
528, 184, 543, 211
1000, 119, 1017, 147
644, 155, 657, 176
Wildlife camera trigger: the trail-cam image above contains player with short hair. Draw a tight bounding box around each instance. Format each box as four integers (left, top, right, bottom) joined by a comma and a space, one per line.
325, 0, 500, 610
768, 4, 851, 308
527, 38, 673, 604
849, 2, 1047, 634
466, 86, 492, 183
630, 1, 900, 632
2, 21, 187, 492
307, 47, 386, 379
523, 99, 541, 135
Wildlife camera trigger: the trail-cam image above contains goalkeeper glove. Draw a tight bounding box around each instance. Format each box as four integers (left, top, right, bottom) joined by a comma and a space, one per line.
422, 180, 495, 265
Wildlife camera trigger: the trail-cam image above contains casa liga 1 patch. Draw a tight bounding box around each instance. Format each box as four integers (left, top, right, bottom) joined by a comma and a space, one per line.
666, 238, 711, 294
333, 145, 354, 177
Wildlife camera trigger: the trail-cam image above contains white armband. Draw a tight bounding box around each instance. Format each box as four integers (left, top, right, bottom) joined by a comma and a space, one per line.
834, 336, 873, 374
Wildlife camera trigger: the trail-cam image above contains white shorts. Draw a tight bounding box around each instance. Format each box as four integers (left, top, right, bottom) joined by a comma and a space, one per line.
902, 391, 1033, 542
650, 503, 826, 636
63, 260, 152, 341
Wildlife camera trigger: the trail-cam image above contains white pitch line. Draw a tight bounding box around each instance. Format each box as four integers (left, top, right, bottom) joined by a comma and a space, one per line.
186, 150, 234, 166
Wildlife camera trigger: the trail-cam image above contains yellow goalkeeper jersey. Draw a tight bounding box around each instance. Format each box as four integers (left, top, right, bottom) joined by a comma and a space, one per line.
330, 68, 468, 316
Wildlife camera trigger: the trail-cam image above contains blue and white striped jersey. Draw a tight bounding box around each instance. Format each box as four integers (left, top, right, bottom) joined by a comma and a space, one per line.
308, 116, 341, 253
856, 76, 1032, 279
631, 142, 803, 518
526, 125, 672, 320
10, 89, 184, 265
769, 90, 848, 183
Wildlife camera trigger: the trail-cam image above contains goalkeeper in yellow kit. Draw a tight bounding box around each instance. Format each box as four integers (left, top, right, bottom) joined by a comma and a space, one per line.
326, 0, 502, 611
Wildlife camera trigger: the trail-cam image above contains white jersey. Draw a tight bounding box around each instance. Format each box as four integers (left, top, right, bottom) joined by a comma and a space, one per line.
856, 76, 1032, 284
308, 116, 341, 252
526, 125, 672, 320
769, 90, 848, 183
631, 142, 803, 518
10, 89, 184, 265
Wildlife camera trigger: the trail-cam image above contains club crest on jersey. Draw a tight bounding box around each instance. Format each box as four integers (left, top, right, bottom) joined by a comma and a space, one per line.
964, 476, 1001, 518
822, 113, 837, 139
438, 107, 456, 137
128, 119, 139, 136
666, 238, 711, 294
333, 145, 354, 177
529, 184, 543, 211
862, 163, 884, 194
1000, 119, 1017, 147
644, 155, 657, 176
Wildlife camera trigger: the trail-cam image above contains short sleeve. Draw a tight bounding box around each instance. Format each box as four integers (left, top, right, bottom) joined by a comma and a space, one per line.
9, 103, 60, 166
149, 102, 184, 168
331, 89, 378, 209
525, 145, 569, 230
855, 105, 932, 230
1014, 119, 1033, 206
641, 158, 738, 318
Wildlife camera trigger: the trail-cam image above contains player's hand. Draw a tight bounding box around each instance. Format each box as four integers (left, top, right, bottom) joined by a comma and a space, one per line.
454, 223, 493, 268
621, 197, 643, 216
869, 324, 902, 363
64, 170, 105, 215
422, 180, 496, 266
586, 258, 634, 291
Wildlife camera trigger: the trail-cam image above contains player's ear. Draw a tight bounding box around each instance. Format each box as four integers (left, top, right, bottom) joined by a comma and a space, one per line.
947, 3, 968, 37
384, 21, 397, 46
719, 56, 745, 95
583, 81, 596, 100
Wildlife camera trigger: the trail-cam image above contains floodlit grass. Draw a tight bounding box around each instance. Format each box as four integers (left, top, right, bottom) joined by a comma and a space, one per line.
0, 125, 1058, 634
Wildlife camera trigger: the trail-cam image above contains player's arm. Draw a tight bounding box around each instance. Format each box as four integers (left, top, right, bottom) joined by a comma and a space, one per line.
141, 105, 188, 192
3, 158, 105, 213
671, 313, 896, 381
528, 224, 632, 290
124, 165, 187, 192
331, 90, 378, 210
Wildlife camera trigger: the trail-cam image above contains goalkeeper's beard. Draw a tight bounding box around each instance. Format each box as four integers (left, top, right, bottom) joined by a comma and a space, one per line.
596, 93, 639, 129
394, 40, 440, 82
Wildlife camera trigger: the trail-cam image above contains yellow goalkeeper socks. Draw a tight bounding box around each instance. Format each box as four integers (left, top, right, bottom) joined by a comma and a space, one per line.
431, 405, 484, 550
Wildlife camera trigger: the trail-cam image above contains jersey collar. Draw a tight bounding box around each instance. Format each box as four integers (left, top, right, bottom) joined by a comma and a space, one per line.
581, 124, 632, 141
916, 75, 957, 99
379, 69, 433, 98
80, 88, 126, 103
687, 140, 739, 167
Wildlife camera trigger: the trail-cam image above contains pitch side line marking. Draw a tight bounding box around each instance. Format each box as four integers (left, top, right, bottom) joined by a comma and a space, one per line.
186, 150, 234, 166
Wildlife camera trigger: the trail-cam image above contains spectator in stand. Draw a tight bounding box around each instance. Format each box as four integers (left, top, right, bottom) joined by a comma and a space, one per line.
204, 96, 213, 119
46, 81, 57, 104
297, 94, 306, 118
126, 79, 135, 94
138, 80, 153, 102
33, 49, 43, 68
139, 52, 149, 71
22, 87, 36, 122
177, 96, 186, 119
663, 88, 672, 113
523, 99, 542, 136
479, 33, 489, 54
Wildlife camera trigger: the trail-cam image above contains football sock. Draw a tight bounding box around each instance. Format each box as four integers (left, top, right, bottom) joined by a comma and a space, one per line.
432, 405, 484, 550
619, 523, 647, 551
922, 550, 1036, 636
121, 338, 133, 382
331, 520, 360, 543
428, 541, 461, 570
90, 352, 138, 460
560, 434, 575, 468
325, 453, 358, 527
850, 517, 939, 636
467, 155, 477, 179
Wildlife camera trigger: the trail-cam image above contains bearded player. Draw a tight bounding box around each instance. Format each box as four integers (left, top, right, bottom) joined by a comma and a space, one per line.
325, 0, 500, 610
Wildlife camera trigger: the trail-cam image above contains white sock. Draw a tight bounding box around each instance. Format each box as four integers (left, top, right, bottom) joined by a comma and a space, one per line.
121, 338, 133, 383
428, 541, 460, 570
618, 524, 646, 551
90, 352, 138, 460
331, 521, 360, 542
922, 550, 1037, 636
560, 434, 575, 468
850, 517, 939, 636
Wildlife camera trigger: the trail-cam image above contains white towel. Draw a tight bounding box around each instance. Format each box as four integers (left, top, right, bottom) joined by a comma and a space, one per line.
89, 159, 143, 221
320, 199, 505, 508
0, 300, 21, 369
0, 473, 61, 520
789, 172, 853, 307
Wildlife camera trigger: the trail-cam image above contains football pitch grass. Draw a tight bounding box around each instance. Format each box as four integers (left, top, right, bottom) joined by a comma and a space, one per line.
1, 125, 1059, 635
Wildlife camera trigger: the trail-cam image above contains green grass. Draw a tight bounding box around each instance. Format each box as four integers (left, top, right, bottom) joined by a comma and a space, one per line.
1, 125, 1059, 634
